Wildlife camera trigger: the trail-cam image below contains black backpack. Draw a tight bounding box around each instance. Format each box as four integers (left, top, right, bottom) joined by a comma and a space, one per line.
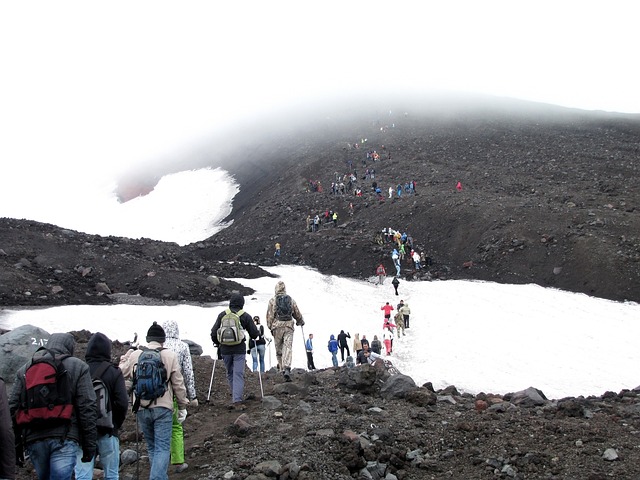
275, 294, 293, 320
15, 348, 73, 428
92, 362, 114, 429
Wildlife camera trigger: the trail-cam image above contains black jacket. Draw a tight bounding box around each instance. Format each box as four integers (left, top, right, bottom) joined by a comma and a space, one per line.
337, 330, 350, 347
249, 325, 266, 348
9, 333, 97, 457
211, 293, 260, 355
85, 333, 129, 437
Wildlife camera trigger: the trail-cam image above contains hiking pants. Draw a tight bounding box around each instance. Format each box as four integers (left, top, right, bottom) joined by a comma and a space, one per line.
75, 434, 119, 480
222, 353, 246, 403
170, 398, 185, 465
273, 325, 294, 370
404, 314, 410, 328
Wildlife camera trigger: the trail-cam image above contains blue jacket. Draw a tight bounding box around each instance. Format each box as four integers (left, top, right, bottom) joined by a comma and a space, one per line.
328, 335, 338, 353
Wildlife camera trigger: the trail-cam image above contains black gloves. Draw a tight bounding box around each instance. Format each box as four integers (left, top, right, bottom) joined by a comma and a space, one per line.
81, 449, 95, 463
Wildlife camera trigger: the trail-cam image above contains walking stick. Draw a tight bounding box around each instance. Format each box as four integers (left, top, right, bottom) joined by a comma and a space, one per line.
206, 356, 217, 402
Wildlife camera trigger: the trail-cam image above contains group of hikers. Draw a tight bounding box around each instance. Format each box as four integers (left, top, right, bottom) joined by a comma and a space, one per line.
1, 280, 306, 480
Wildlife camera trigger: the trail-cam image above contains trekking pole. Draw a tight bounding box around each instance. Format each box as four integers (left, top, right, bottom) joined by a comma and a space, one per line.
257, 365, 264, 399
206, 356, 217, 402
135, 412, 140, 480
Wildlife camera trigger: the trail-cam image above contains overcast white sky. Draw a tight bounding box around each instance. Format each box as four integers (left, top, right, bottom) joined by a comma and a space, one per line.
1, 1, 639, 185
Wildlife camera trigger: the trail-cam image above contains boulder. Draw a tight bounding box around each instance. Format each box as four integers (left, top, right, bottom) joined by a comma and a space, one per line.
380, 374, 417, 399
0, 325, 51, 385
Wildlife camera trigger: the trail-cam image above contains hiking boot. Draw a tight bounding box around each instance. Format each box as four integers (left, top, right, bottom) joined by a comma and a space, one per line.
175, 463, 188, 473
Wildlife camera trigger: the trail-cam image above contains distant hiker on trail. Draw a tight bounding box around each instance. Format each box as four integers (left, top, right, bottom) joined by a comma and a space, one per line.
327, 334, 339, 367
400, 302, 411, 329
456, 181, 463, 191
337, 330, 351, 362
211, 294, 259, 408
249, 316, 267, 373
75, 332, 129, 480
383, 331, 393, 355
392, 276, 400, 295
388, 186, 393, 199
332, 211, 338, 227
313, 214, 320, 232
395, 311, 406, 337
266, 281, 305, 382
376, 263, 386, 285
119, 322, 189, 480
381, 301, 394, 321
413, 250, 421, 269
306, 215, 312, 232
370, 335, 382, 355
305, 334, 316, 370
162, 320, 197, 474
353, 333, 363, 358
274, 242, 281, 258
10, 332, 97, 480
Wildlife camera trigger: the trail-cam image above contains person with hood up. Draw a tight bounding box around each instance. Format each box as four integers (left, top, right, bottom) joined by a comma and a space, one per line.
327, 335, 339, 367
162, 320, 198, 473
9, 333, 97, 480
266, 281, 304, 381
119, 322, 189, 480
370, 335, 382, 355
74, 332, 128, 480
211, 294, 259, 407
352, 333, 363, 358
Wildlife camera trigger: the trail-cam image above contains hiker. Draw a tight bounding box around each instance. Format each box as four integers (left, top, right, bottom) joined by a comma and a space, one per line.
381, 301, 394, 322
376, 263, 386, 285
305, 334, 316, 370
327, 335, 339, 367
162, 320, 198, 474
266, 281, 305, 381
337, 330, 351, 362
9, 333, 97, 480
370, 335, 382, 355
211, 294, 259, 407
75, 332, 129, 480
413, 250, 422, 270
392, 276, 400, 296
395, 312, 406, 337
383, 331, 393, 355
0, 377, 15, 480
332, 211, 338, 227
353, 333, 363, 358
119, 322, 189, 480
274, 242, 281, 258
397, 299, 404, 311
400, 302, 411, 329
305, 215, 312, 232
356, 343, 382, 366
249, 316, 267, 373
361, 335, 370, 350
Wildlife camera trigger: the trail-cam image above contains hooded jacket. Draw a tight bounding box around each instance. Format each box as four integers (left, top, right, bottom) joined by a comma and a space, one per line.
85, 332, 129, 436
352, 333, 362, 352
337, 330, 350, 347
211, 293, 259, 356
265, 281, 304, 331
162, 320, 197, 401
327, 335, 338, 353
9, 333, 97, 456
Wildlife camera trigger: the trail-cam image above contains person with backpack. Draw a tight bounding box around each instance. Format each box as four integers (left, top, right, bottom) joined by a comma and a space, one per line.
161, 320, 198, 474
266, 281, 305, 382
74, 332, 128, 480
211, 293, 259, 408
392, 276, 400, 296
327, 335, 339, 367
370, 335, 382, 355
249, 316, 267, 373
0, 377, 16, 480
9, 332, 97, 480
337, 330, 351, 362
119, 322, 188, 480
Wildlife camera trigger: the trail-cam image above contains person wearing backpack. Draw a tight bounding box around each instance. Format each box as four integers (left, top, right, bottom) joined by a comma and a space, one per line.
249, 316, 267, 373
119, 322, 188, 480
211, 293, 259, 409
266, 281, 305, 382
0, 377, 16, 480
9, 332, 97, 480
161, 320, 198, 474
74, 332, 128, 480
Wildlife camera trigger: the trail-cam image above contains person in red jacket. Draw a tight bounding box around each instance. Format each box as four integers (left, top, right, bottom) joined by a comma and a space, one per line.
381, 301, 394, 321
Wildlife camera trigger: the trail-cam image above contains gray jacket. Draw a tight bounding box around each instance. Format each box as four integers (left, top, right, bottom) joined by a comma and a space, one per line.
9, 333, 97, 456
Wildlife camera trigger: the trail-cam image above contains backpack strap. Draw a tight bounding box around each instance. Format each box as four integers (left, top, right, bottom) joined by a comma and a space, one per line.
92, 361, 111, 380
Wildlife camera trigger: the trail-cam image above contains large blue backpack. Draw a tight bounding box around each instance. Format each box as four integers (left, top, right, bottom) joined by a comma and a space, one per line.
132, 347, 167, 412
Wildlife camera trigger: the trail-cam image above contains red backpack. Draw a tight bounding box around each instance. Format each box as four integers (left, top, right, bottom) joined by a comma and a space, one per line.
16, 348, 74, 427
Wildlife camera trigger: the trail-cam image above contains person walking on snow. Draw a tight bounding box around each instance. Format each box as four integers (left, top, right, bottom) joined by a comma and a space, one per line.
376, 263, 386, 285
381, 301, 394, 322
337, 330, 351, 362
266, 281, 305, 381
400, 302, 411, 328
392, 276, 400, 295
